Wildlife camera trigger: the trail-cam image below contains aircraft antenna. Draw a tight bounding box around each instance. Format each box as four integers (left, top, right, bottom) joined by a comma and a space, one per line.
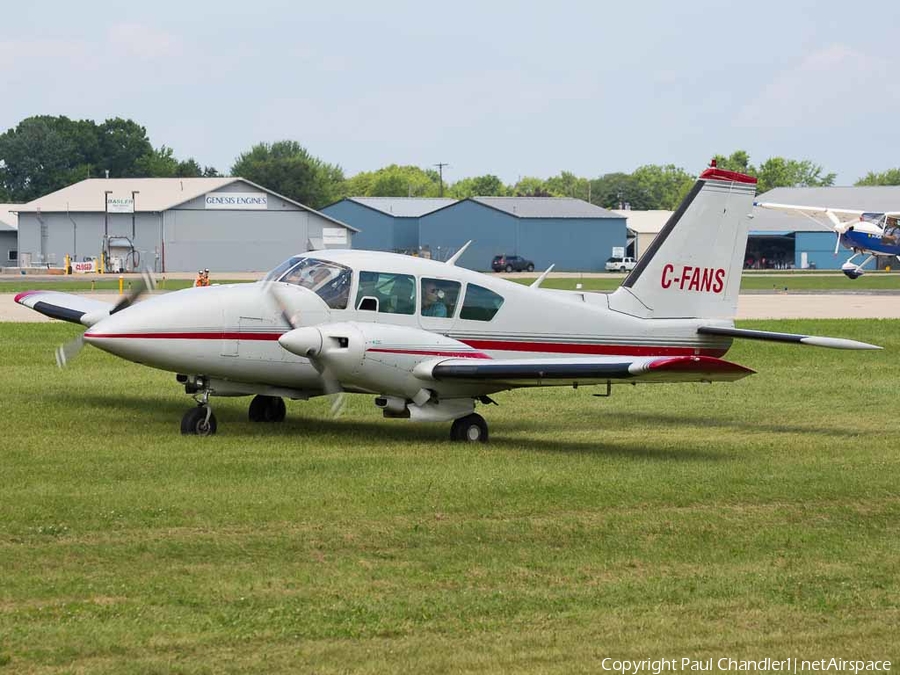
530, 264, 555, 288
445, 240, 472, 266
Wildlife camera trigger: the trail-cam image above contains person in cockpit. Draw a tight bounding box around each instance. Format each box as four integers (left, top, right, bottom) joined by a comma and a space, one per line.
421, 281, 448, 317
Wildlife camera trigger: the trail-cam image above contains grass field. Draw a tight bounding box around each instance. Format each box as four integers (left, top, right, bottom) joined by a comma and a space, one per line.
1, 320, 898, 673
2, 271, 900, 294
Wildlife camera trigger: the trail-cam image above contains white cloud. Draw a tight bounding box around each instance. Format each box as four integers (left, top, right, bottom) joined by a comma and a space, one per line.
736, 44, 900, 129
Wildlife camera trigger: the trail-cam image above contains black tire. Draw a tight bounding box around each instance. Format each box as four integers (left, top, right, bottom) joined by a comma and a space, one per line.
450, 413, 489, 443
249, 395, 286, 422
619, 266, 626, 272
505, 264, 513, 273
181, 406, 217, 436
526, 264, 534, 272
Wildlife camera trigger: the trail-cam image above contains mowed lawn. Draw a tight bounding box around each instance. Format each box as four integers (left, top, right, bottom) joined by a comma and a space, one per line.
0, 320, 898, 673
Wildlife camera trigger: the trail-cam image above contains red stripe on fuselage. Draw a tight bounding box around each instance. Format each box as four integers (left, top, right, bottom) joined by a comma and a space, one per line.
459, 339, 727, 358
84, 331, 284, 341
82, 332, 727, 357
367, 348, 492, 359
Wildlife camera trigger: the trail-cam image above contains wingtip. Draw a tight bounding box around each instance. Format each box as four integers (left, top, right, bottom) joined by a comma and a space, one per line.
14, 290, 43, 305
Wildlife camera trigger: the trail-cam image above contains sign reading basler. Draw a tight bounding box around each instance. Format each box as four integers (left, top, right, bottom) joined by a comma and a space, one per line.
204, 192, 268, 210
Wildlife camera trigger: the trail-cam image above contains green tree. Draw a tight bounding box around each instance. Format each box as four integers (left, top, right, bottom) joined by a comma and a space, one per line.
712, 150, 752, 174
447, 174, 508, 198
711, 150, 836, 193
230, 140, 344, 209
631, 164, 695, 210
511, 176, 553, 197
98, 118, 153, 177
134, 145, 179, 177
0, 116, 101, 201
855, 168, 900, 186
545, 171, 589, 200
344, 165, 441, 198
589, 172, 651, 210
755, 157, 835, 193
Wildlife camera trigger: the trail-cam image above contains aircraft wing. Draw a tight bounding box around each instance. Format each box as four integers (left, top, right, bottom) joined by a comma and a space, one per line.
14, 290, 115, 326
419, 355, 755, 388
754, 201, 869, 218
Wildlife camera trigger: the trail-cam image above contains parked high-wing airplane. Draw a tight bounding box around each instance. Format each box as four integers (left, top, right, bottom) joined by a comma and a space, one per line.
754, 200, 900, 279
16, 166, 880, 441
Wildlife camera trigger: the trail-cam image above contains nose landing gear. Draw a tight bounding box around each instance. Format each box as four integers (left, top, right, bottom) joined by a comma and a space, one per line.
181, 386, 217, 436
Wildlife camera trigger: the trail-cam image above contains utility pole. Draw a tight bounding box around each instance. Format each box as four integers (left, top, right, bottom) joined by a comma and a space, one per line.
434, 162, 449, 198
131, 190, 140, 240
103, 189, 113, 267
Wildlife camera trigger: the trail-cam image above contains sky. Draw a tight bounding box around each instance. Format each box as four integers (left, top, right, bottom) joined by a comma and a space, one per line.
2, 0, 899, 186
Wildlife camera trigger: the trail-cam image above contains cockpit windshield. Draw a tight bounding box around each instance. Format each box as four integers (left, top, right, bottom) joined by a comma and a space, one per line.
271, 257, 353, 310
264, 255, 305, 283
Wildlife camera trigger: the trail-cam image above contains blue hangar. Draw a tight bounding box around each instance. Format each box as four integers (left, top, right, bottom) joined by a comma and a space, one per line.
321, 197, 456, 255
323, 196, 626, 272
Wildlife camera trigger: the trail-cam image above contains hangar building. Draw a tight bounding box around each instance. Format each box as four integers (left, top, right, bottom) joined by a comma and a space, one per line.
0, 205, 17, 266
613, 209, 672, 259
14, 177, 356, 273
750, 186, 900, 270
321, 197, 456, 253
419, 197, 626, 271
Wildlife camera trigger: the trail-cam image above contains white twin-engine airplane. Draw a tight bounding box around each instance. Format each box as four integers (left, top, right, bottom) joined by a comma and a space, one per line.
16, 166, 880, 442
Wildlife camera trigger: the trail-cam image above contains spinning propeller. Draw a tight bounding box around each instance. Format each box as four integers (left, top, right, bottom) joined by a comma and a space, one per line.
266, 283, 347, 417
56, 270, 157, 368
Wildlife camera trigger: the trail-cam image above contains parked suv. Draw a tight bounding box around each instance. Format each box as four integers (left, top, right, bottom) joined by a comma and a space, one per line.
605, 256, 637, 272
492, 255, 535, 273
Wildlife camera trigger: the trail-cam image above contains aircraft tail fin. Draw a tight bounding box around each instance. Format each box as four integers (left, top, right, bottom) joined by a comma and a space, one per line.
608, 166, 757, 320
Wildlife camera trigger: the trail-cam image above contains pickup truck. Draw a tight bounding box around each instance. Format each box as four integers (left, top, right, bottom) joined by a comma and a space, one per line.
605, 256, 637, 272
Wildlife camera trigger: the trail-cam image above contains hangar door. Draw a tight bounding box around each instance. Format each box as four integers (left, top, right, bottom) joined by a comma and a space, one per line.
164, 210, 311, 272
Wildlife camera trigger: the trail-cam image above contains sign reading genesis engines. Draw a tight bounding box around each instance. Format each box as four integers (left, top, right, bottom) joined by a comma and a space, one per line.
205, 192, 268, 210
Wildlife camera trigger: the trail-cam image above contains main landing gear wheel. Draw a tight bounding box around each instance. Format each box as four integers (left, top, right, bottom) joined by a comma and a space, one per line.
248, 395, 286, 422
450, 413, 489, 443
181, 406, 217, 436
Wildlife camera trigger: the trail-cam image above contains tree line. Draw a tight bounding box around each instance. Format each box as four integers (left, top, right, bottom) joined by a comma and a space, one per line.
1, 115, 898, 211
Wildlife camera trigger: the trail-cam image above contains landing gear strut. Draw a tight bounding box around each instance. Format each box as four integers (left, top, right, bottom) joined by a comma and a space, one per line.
450, 413, 488, 443
181, 387, 217, 436
248, 395, 286, 422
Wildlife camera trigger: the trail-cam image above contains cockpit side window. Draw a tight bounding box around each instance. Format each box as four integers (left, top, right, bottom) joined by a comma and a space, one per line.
356, 271, 416, 315
278, 258, 353, 310
420, 278, 461, 318
460, 284, 505, 321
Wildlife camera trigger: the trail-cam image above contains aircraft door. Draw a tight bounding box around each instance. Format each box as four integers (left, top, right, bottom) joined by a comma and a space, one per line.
221, 304, 238, 357
353, 271, 418, 328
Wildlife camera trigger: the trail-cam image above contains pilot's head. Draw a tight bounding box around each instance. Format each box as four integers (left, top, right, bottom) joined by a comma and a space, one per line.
423, 282, 443, 302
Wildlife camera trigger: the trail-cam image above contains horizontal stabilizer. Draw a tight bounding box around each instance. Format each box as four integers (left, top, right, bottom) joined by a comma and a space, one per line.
424, 354, 754, 387
14, 291, 113, 326
698, 326, 881, 350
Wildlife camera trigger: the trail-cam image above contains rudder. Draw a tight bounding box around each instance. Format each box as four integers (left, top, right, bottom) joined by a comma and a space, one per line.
609, 166, 757, 320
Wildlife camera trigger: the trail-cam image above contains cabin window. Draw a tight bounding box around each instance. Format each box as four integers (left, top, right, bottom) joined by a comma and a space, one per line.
8, 250, 16, 262
277, 258, 353, 310
459, 284, 504, 321
356, 271, 416, 315
420, 278, 461, 318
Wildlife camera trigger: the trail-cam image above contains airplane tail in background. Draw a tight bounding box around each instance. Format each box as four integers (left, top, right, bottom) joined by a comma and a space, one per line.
609, 167, 757, 320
